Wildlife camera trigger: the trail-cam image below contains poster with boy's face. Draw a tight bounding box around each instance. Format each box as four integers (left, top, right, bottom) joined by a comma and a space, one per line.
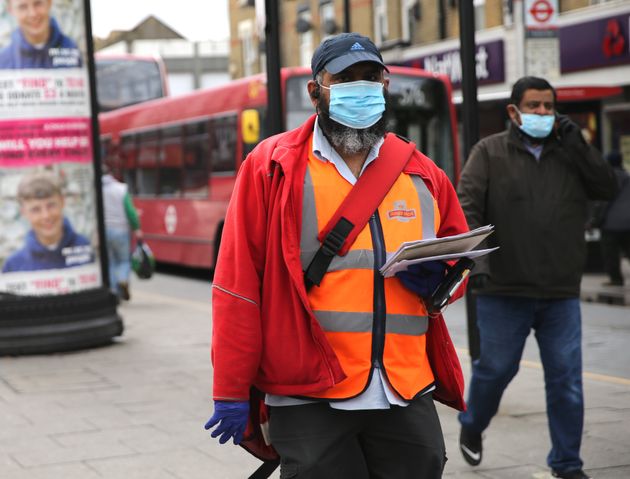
0, 164, 100, 295
0, 0, 101, 295
0, 0, 85, 70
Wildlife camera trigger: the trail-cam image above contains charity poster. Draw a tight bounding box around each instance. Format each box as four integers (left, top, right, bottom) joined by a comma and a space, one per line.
0, 0, 101, 296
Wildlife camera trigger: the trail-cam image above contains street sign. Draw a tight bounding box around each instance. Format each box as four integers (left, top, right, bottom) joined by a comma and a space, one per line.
525, 0, 558, 37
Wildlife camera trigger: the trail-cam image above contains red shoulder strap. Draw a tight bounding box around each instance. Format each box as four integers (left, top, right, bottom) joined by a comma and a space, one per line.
318, 133, 416, 254
304, 133, 416, 289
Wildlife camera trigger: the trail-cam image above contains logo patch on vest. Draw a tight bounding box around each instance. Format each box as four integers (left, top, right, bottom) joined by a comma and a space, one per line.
387, 201, 416, 222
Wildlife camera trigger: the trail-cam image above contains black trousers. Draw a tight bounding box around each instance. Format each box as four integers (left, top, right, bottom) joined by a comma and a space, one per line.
268, 393, 446, 479
601, 230, 630, 284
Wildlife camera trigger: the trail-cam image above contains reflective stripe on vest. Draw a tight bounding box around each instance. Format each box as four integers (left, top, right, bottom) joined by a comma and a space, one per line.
301, 142, 438, 400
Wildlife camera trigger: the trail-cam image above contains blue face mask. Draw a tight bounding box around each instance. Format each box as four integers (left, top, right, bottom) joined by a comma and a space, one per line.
515, 107, 555, 139
320, 80, 385, 129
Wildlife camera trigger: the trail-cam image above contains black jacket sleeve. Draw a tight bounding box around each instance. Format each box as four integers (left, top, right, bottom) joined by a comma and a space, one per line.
565, 142, 617, 201
456, 141, 490, 276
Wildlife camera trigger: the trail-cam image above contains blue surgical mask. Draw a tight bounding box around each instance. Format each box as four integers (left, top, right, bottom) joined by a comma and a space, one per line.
515, 107, 555, 139
320, 80, 385, 129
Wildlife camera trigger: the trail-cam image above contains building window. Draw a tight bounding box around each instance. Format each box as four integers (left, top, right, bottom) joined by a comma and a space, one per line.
401, 0, 420, 44
474, 0, 486, 31
238, 20, 256, 77
298, 9, 314, 68
374, 0, 389, 45
502, 0, 514, 27
320, 1, 337, 40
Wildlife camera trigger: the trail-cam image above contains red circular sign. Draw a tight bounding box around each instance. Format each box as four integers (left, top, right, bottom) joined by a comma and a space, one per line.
529, 0, 554, 23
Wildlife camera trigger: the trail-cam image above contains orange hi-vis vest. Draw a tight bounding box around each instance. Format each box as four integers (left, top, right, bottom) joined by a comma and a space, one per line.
300, 141, 440, 401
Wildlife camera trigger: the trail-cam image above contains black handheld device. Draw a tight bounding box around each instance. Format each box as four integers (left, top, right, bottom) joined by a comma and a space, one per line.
428, 257, 475, 313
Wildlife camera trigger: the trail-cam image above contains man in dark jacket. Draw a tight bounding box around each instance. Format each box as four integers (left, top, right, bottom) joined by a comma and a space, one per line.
600, 151, 630, 286
2, 171, 92, 273
0, 0, 82, 69
456, 76, 616, 479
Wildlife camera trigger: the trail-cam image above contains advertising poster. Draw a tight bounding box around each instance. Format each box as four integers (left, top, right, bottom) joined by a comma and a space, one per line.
0, 0, 101, 296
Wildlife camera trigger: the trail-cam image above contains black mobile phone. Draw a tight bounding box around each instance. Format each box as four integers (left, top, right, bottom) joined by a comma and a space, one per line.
428, 257, 475, 313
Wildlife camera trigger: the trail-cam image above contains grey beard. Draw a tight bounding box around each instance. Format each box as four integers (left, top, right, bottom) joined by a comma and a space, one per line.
325, 127, 384, 155
316, 91, 389, 156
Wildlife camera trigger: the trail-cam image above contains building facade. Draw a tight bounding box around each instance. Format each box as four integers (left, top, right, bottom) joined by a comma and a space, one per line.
96, 16, 230, 97
229, 0, 630, 164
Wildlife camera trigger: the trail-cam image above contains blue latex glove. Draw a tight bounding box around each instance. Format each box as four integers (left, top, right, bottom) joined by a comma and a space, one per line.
395, 260, 448, 298
204, 400, 249, 445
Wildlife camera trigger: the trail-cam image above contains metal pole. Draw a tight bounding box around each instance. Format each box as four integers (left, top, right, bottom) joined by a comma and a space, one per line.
458, 0, 481, 360
344, 0, 351, 33
84, 0, 109, 290
264, 0, 283, 135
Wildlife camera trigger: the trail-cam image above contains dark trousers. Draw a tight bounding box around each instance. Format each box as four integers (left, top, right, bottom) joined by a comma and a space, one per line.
601, 230, 630, 284
268, 393, 445, 479
459, 295, 584, 474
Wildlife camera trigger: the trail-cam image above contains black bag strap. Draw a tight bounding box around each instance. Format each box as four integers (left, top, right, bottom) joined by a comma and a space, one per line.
304, 134, 416, 290
248, 458, 281, 479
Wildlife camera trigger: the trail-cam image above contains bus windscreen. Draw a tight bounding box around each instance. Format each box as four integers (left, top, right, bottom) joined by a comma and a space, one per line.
96, 58, 166, 112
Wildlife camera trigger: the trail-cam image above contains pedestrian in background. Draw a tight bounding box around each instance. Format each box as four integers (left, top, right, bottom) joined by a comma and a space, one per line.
600, 151, 630, 286
205, 32, 469, 478
102, 166, 142, 301
456, 76, 616, 479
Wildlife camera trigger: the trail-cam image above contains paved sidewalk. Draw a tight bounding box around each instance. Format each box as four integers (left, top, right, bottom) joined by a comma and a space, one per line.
0, 277, 628, 478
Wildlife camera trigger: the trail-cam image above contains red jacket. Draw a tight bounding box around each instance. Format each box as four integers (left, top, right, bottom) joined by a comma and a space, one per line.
212, 115, 468, 410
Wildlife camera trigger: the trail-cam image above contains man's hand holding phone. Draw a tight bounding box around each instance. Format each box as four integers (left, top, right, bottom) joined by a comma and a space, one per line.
555, 114, 587, 151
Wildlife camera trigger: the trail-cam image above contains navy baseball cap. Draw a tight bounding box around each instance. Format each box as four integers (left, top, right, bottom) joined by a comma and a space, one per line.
311, 33, 388, 78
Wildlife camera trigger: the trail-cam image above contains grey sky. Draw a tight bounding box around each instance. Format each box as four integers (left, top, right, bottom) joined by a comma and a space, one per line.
90, 0, 230, 41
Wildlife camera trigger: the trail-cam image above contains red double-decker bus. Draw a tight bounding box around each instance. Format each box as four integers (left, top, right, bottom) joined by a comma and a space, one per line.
98, 66, 459, 269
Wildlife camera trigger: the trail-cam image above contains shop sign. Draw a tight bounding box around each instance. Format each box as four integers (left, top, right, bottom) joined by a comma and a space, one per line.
560, 13, 630, 73
525, 0, 559, 38
402, 40, 505, 88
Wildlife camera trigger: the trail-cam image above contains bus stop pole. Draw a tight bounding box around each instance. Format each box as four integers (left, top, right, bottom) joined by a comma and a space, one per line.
264, 0, 283, 136
84, 0, 109, 291
458, 0, 481, 360
344, 0, 351, 33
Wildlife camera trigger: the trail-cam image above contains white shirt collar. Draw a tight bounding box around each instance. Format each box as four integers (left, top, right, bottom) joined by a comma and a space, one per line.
311, 117, 384, 185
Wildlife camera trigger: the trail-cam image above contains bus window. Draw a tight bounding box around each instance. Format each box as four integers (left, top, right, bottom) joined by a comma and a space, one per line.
285, 75, 313, 130
183, 121, 210, 198
387, 74, 455, 180
211, 114, 238, 174
137, 130, 160, 196
138, 130, 160, 164
137, 169, 158, 196
120, 134, 138, 194
159, 169, 182, 196
162, 125, 183, 165
95, 55, 167, 112
159, 125, 183, 197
